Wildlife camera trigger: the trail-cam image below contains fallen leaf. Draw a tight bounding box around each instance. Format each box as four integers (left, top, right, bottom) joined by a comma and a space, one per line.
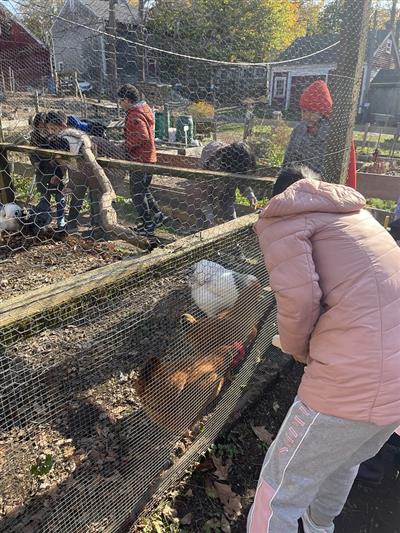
180, 513, 193, 525
211, 455, 232, 481
251, 425, 273, 445
153, 520, 164, 533
273, 401, 280, 413
204, 517, 221, 532
30, 454, 54, 478
161, 503, 176, 520
221, 514, 232, 532
195, 456, 214, 472
62, 446, 75, 458
205, 478, 218, 499
213, 481, 242, 520
185, 488, 193, 497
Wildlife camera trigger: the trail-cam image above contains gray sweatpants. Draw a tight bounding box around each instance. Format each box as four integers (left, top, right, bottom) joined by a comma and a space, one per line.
247, 399, 399, 533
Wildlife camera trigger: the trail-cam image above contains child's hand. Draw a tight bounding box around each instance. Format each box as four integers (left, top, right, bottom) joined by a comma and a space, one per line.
50, 176, 61, 186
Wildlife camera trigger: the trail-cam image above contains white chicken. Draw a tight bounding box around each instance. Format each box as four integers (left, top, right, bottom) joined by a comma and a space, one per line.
0, 202, 24, 235
190, 259, 258, 317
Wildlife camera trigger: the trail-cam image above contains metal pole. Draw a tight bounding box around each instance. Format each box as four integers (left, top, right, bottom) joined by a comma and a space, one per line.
390, 0, 398, 28
107, 0, 118, 97
324, 0, 371, 184
0, 106, 4, 143
34, 90, 40, 113
138, 0, 146, 82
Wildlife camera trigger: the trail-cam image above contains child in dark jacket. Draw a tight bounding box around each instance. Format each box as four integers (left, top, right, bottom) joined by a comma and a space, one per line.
280, 80, 357, 190
194, 141, 257, 229
30, 113, 65, 229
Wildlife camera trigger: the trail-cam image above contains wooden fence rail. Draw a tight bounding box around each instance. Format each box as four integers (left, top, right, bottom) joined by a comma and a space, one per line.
0, 143, 275, 199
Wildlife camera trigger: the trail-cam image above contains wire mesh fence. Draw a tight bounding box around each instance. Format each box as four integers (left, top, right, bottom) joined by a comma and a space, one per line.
0, 0, 382, 530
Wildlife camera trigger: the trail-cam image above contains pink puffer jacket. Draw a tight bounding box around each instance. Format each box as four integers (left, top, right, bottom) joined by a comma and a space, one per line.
255, 179, 400, 426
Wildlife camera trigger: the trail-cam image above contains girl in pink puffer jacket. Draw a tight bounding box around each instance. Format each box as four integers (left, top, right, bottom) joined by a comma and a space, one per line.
247, 166, 400, 533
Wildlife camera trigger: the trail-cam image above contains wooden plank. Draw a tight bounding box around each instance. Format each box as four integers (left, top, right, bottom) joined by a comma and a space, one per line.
366, 207, 394, 225
0, 213, 258, 331
358, 171, 400, 201
0, 149, 15, 203
0, 142, 275, 187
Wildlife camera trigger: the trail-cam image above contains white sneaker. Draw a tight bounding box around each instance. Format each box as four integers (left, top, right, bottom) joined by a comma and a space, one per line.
301, 508, 335, 533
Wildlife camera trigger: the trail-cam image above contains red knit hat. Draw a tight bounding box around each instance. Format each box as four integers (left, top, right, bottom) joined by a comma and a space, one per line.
299, 80, 333, 117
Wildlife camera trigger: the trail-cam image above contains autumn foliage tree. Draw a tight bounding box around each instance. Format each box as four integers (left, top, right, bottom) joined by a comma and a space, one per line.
147, 0, 302, 64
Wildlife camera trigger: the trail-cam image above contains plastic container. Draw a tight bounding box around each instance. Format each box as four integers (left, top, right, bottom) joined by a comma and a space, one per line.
168, 127, 177, 143
176, 115, 194, 145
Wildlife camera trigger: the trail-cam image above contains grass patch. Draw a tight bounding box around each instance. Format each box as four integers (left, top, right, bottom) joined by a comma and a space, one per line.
366, 198, 397, 211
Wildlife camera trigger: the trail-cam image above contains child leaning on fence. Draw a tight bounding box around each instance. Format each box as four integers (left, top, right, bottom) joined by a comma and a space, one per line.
45, 110, 106, 237
30, 112, 66, 230
248, 165, 400, 533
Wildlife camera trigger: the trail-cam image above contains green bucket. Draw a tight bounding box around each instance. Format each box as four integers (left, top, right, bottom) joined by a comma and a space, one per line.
176, 115, 194, 145
155, 111, 166, 140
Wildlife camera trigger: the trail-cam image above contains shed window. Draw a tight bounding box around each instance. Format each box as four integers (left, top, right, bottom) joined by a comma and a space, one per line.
273, 76, 286, 98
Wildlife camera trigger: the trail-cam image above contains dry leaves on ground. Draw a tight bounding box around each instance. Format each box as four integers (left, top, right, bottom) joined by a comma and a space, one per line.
211, 455, 232, 481
213, 481, 242, 520
251, 425, 274, 445
204, 514, 232, 532
180, 512, 193, 525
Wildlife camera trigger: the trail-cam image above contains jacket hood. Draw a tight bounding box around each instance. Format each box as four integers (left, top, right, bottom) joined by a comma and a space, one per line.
258, 179, 366, 220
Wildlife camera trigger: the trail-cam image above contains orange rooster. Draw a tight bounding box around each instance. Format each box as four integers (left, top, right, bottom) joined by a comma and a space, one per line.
134, 269, 261, 432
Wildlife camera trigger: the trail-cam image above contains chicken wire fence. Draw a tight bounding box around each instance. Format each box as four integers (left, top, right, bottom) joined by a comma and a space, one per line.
0, 221, 277, 532
0, 0, 373, 531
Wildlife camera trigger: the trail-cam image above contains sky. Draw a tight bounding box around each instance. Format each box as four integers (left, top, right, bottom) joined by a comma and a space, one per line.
0, 0, 18, 14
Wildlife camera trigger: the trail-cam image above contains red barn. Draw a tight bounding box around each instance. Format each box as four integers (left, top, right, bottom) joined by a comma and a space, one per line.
0, 5, 51, 91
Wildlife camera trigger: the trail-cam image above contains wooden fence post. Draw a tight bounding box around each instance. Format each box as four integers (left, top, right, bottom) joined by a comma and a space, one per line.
34, 90, 40, 114
361, 122, 370, 150
324, 0, 371, 184
0, 109, 4, 143
0, 149, 15, 203
8, 67, 13, 93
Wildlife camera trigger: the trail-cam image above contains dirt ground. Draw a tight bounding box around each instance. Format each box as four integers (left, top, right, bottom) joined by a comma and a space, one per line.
136, 361, 400, 533
0, 233, 141, 302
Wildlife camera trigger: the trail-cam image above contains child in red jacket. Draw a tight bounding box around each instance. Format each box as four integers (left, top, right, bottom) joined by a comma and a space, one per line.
118, 84, 167, 235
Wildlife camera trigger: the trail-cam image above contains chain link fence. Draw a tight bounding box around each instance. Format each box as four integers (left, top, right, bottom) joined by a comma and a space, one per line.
0, 0, 376, 531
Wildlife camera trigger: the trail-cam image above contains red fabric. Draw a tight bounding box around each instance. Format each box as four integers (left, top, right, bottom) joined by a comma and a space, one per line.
232, 341, 246, 366
124, 103, 157, 163
346, 141, 357, 189
300, 80, 333, 117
